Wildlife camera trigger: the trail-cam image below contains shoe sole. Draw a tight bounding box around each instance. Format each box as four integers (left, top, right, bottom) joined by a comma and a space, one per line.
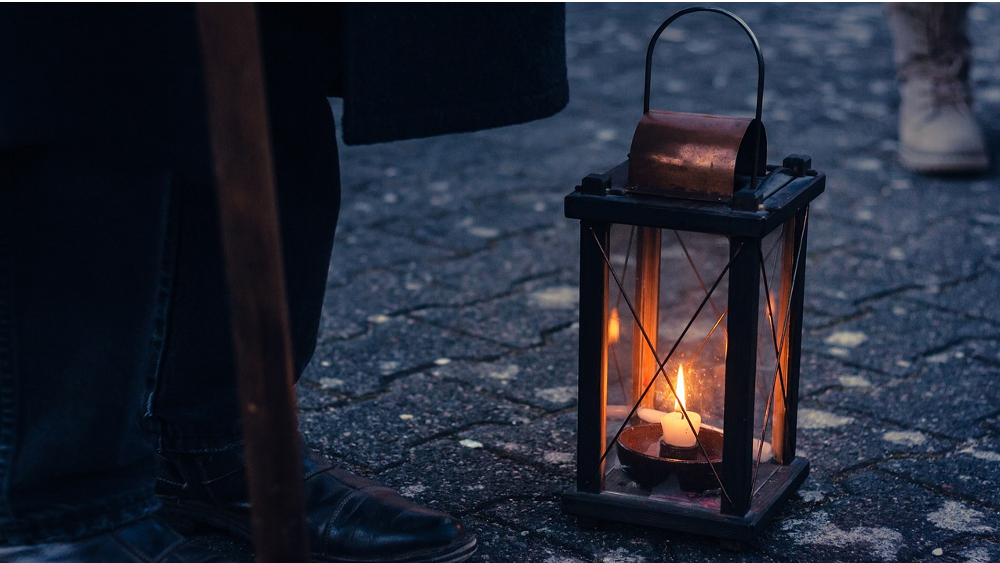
899, 147, 990, 174
158, 499, 477, 563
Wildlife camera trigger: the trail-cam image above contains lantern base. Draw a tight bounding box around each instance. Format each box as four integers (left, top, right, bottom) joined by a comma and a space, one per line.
562, 456, 809, 542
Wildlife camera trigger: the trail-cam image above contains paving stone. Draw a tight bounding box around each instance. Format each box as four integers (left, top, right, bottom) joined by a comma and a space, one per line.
817, 170, 893, 221
338, 135, 502, 223
904, 539, 1000, 563
794, 398, 956, 483
302, 315, 501, 398
806, 218, 882, 255
877, 433, 1000, 510
817, 174, 1000, 241
411, 282, 580, 350
318, 264, 470, 341
433, 227, 579, 301
294, 380, 343, 412
463, 516, 594, 563
803, 293, 865, 330
983, 412, 1000, 437
325, 226, 456, 288
432, 326, 579, 412
873, 178, 1000, 237
300, 373, 535, 470
798, 351, 887, 397
457, 411, 578, 476
804, 299, 998, 376
803, 246, 940, 320
772, 471, 1000, 563
812, 354, 1000, 441
480, 498, 670, 563
903, 269, 1000, 325
375, 440, 564, 515
669, 541, 784, 563
400, 194, 562, 256
889, 214, 1000, 279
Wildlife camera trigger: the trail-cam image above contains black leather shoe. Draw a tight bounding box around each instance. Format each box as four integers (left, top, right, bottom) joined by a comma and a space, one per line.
0, 517, 236, 562
156, 447, 476, 563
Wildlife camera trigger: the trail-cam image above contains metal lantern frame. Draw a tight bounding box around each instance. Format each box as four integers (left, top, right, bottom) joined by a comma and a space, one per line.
562, 7, 825, 542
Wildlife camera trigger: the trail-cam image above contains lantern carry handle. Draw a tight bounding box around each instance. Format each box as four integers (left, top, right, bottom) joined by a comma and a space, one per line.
642, 6, 764, 120
643, 7, 765, 193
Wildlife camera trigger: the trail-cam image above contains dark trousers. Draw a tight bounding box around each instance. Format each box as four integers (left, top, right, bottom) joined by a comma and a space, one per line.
0, 5, 341, 544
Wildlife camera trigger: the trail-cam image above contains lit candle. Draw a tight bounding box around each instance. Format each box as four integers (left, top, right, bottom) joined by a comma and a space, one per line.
660, 365, 701, 448
607, 308, 620, 344
637, 407, 666, 424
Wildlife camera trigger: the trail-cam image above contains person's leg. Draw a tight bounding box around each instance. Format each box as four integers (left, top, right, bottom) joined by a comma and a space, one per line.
0, 148, 168, 543
153, 141, 478, 563
0, 147, 235, 562
141, 7, 342, 455
148, 7, 477, 562
887, 2, 989, 173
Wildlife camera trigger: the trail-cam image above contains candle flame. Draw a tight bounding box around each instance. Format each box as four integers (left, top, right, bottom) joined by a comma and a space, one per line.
608, 308, 620, 344
674, 365, 686, 412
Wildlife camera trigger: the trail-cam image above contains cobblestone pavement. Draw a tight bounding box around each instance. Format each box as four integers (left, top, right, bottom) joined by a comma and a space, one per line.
199, 4, 1000, 562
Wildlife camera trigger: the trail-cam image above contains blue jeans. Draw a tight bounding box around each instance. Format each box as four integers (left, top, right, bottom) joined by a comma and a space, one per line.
0, 5, 342, 545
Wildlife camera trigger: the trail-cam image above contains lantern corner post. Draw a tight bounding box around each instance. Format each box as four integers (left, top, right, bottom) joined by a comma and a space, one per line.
576, 219, 610, 495
721, 236, 761, 517
772, 207, 810, 465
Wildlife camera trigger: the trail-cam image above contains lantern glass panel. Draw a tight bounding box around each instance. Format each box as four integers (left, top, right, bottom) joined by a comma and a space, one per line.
751, 225, 788, 486
597, 220, 796, 507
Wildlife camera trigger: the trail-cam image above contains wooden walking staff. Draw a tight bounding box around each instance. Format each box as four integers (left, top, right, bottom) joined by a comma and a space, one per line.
195, 4, 310, 562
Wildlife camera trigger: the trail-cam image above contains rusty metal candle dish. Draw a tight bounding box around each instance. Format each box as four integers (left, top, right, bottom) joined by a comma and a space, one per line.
616, 424, 723, 492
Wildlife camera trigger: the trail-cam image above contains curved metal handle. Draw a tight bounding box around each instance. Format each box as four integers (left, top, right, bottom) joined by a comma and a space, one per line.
642, 6, 765, 122
643, 6, 766, 193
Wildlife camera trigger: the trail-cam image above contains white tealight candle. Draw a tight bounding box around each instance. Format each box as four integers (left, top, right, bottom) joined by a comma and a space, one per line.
637, 407, 667, 424
660, 365, 701, 448
660, 410, 702, 448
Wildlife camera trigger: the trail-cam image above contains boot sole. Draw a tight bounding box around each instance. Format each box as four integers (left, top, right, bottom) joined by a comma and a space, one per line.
158, 499, 477, 563
899, 146, 990, 174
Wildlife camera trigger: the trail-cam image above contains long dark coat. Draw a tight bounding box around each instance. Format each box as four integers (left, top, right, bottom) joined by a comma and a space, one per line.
0, 4, 567, 161
337, 4, 568, 145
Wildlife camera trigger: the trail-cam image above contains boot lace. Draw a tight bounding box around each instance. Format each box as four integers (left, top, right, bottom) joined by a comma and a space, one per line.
929, 71, 972, 108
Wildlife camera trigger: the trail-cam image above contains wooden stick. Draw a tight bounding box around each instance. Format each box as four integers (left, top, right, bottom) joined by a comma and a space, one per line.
195, 4, 310, 562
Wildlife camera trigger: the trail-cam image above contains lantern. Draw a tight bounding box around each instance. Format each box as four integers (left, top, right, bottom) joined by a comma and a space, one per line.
562, 7, 825, 543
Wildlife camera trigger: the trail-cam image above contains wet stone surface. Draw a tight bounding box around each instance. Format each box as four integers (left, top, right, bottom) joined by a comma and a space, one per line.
773, 471, 997, 563
193, 3, 1000, 562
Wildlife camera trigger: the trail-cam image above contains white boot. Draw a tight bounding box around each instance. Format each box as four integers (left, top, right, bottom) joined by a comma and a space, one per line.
886, 2, 989, 174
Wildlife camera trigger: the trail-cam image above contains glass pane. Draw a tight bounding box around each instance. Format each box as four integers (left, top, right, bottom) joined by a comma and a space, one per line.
749, 224, 786, 494
601, 224, 730, 507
